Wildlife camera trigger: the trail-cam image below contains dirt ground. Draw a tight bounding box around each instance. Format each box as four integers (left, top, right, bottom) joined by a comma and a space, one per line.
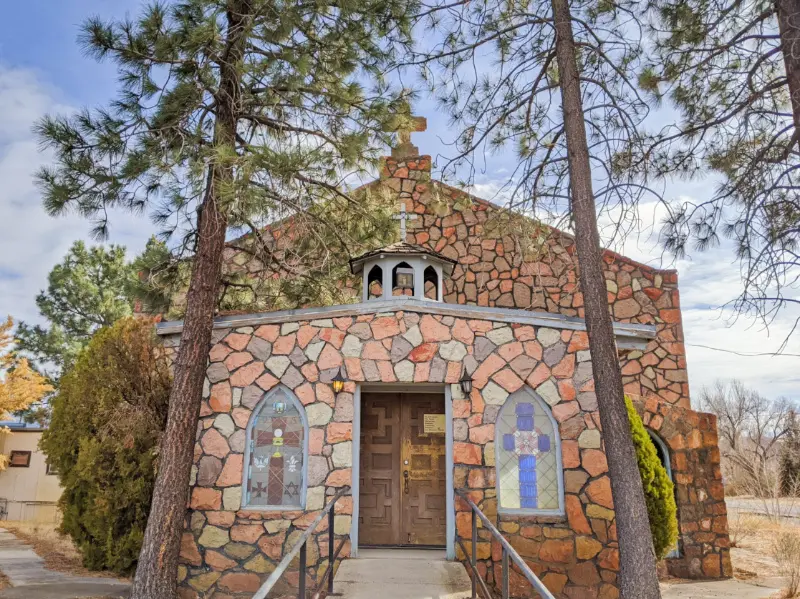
723, 506, 800, 598
0, 521, 124, 581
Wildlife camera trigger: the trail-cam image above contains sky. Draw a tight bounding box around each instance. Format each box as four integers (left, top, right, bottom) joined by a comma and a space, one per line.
0, 2, 798, 404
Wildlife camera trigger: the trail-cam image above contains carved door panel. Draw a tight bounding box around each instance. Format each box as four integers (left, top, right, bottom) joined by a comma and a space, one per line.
359, 392, 446, 547
400, 394, 447, 546
359, 394, 402, 545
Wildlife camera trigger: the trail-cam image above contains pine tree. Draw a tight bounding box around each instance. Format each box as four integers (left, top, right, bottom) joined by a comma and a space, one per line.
417, 0, 663, 595
16, 241, 136, 379
34, 2, 413, 597
780, 410, 800, 496
638, 0, 800, 334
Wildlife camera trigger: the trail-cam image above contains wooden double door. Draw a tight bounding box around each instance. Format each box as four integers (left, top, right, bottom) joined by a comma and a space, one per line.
359, 392, 447, 547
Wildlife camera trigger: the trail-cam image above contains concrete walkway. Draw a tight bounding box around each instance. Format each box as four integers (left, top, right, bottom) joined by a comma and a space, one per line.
0, 528, 130, 599
333, 549, 472, 599
660, 578, 783, 599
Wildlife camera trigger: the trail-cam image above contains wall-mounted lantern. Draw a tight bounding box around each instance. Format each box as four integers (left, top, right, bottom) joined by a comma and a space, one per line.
331, 367, 346, 395
459, 367, 473, 396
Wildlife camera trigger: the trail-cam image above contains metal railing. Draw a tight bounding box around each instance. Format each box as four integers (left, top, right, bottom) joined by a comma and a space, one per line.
455, 489, 556, 599
252, 485, 350, 599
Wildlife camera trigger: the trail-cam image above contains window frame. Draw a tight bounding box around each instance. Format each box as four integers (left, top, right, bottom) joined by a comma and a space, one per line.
8, 450, 32, 468
495, 387, 566, 517
241, 385, 309, 511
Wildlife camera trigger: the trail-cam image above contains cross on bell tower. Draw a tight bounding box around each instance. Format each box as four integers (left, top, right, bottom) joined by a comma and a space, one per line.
392, 203, 418, 241
386, 108, 427, 158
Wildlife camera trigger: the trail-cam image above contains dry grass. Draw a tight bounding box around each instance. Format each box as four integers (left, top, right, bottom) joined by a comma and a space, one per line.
0, 521, 123, 580
0, 569, 10, 590
729, 511, 763, 548
772, 531, 800, 598
727, 509, 800, 598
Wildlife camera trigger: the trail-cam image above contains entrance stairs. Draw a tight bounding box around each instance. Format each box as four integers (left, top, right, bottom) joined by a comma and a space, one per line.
332, 548, 472, 599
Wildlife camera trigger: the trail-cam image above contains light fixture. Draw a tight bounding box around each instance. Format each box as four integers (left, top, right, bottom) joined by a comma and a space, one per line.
331, 367, 346, 394
459, 367, 473, 396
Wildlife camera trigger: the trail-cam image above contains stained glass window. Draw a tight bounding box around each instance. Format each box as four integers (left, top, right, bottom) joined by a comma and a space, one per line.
244, 386, 307, 509
496, 387, 564, 514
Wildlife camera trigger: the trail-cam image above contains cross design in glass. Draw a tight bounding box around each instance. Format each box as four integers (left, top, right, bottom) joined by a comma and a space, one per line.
502, 402, 552, 509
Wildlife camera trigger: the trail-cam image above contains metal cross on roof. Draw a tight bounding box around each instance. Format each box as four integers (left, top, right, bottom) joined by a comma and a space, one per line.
392, 203, 418, 241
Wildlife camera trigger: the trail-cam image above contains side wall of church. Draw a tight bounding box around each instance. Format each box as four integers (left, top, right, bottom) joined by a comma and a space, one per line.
166, 309, 727, 599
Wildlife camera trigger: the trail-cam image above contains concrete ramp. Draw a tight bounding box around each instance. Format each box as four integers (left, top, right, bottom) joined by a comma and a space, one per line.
333, 549, 472, 599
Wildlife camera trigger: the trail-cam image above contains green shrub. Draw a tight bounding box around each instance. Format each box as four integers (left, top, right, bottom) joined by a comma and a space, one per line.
625, 396, 680, 560
40, 317, 170, 574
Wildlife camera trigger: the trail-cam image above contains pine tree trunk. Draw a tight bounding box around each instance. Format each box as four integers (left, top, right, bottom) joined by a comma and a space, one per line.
130, 4, 251, 598
549, 0, 662, 597
776, 0, 800, 145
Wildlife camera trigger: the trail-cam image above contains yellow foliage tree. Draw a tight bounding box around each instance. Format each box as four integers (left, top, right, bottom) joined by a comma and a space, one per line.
0, 316, 53, 469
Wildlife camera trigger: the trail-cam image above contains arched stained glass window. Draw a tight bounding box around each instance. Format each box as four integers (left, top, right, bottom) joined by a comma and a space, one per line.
243, 386, 308, 509
496, 387, 564, 515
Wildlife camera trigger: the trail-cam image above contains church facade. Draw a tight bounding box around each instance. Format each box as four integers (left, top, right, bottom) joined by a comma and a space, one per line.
163, 133, 731, 599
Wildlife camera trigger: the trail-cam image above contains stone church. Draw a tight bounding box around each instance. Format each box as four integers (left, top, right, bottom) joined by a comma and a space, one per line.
162, 118, 731, 599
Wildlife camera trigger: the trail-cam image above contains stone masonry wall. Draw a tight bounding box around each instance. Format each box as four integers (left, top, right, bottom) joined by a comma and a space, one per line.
170, 308, 727, 599
218, 153, 690, 410
379, 155, 690, 409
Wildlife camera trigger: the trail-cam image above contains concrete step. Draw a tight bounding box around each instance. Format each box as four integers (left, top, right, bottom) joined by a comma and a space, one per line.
332, 549, 472, 599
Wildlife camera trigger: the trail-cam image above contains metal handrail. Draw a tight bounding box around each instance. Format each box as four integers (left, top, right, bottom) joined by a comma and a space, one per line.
252, 485, 351, 599
455, 489, 556, 599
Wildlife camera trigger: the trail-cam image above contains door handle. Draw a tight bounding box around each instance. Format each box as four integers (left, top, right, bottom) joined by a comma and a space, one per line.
403, 469, 410, 494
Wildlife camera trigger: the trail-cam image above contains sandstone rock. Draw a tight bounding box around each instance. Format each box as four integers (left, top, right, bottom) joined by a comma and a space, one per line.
578, 429, 601, 449
307, 455, 328, 487
197, 456, 223, 487
244, 554, 274, 574
205, 550, 237, 570
218, 572, 262, 593
207, 362, 229, 384
231, 523, 264, 543
537, 328, 561, 347
332, 441, 353, 467
306, 486, 325, 511
482, 381, 509, 406
539, 539, 573, 563
223, 487, 241, 511
214, 413, 235, 438
305, 341, 325, 361
307, 402, 333, 426
341, 335, 363, 358
180, 533, 202, 566
224, 541, 255, 560
201, 428, 230, 459
281, 322, 300, 334
188, 572, 221, 592
486, 326, 513, 346
216, 453, 243, 487
266, 356, 291, 378
576, 536, 603, 560
198, 525, 229, 548
536, 379, 560, 406
439, 340, 467, 361
394, 360, 414, 381
473, 337, 496, 361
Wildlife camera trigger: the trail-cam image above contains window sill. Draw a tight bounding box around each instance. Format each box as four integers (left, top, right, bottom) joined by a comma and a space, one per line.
497, 510, 567, 524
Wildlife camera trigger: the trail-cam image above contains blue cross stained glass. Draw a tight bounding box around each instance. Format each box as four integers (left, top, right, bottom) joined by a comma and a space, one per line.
502, 402, 552, 509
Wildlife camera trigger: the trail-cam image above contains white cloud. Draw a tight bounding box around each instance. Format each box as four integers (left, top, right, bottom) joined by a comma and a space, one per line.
600, 198, 800, 403
0, 64, 153, 325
